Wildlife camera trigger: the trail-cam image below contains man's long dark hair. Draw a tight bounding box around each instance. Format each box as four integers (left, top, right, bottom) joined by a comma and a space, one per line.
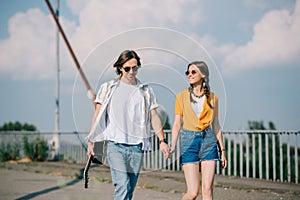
113, 50, 141, 76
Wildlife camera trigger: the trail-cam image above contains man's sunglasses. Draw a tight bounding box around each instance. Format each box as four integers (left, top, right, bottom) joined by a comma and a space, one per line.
123, 66, 139, 72
185, 70, 197, 76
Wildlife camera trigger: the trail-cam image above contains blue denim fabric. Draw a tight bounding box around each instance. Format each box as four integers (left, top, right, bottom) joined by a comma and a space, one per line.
107, 141, 144, 200
180, 128, 219, 165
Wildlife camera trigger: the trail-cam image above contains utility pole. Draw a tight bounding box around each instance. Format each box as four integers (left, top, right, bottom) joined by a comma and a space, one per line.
52, 0, 60, 160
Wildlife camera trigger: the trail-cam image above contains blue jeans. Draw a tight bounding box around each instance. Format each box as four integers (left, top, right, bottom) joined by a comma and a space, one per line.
107, 141, 144, 200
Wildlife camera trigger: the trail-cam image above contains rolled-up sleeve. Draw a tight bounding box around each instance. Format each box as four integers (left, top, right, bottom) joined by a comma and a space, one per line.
149, 87, 159, 110
95, 83, 107, 104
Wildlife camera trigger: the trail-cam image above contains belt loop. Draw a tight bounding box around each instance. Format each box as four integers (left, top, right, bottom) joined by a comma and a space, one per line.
202, 129, 207, 138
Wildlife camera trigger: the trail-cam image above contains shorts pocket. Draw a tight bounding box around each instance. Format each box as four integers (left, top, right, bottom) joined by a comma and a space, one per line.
181, 133, 195, 152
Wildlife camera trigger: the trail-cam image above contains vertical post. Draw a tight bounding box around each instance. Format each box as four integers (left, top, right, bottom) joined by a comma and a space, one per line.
143, 148, 147, 168
151, 135, 155, 169
234, 133, 237, 176
222, 132, 228, 175
246, 133, 249, 178
259, 133, 262, 179
295, 132, 298, 184
52, 0, 60, 160
272, 133, 276, 181
227, 134, 231, 176
158, 137, 162, 169
287, 132, 291, 182
146, 148, 150, 169
279, 133, 283, 182
239, 133, 243, 177
265, 134, 269, 180
252, 133, 256, 178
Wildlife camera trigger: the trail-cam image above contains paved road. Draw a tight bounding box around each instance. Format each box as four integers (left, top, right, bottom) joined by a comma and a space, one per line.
0, 162, 299, 200
0, 169, 182, 200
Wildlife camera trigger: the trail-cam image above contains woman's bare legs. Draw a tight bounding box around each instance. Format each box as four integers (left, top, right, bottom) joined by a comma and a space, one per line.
201, 160, 216, 200
182, 163, 200, 200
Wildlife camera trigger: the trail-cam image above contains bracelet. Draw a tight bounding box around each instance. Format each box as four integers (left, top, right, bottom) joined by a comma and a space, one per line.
221, 149, 225, 152
159, 139, 168, 144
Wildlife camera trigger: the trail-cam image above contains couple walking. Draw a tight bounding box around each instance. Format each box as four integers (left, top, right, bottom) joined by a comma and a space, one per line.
86, 50, 227, 200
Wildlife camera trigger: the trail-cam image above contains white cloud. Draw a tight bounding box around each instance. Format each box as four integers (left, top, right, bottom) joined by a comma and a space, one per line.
0, 9, 54, 80
0, 8, 77, 80
71, 0, 205, 61
222, 0, 300, 73
0, 0, 204, 81
5, 1, 298, 81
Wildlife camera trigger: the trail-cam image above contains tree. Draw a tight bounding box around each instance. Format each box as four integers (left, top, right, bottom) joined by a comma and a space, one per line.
0, 121, 37, 131
22, 123, 37, 131
268, 121, 276, 130
247, 120, 276, 130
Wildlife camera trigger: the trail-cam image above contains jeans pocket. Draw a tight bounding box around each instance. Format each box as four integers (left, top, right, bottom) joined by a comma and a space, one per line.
132, 143, 143, 152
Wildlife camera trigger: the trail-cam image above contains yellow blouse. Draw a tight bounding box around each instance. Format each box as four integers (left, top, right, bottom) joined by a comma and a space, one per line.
175, 88, 218, 131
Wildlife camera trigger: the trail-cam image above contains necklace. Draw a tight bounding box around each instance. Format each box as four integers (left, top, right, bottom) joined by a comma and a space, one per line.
192, 90, 204, 98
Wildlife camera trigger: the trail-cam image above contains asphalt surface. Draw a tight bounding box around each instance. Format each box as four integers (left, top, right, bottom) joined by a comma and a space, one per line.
0, 161, 299, 200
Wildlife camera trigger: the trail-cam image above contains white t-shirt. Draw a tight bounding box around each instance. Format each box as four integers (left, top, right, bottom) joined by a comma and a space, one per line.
191, 93, 205, 117
104, 81, 147, 145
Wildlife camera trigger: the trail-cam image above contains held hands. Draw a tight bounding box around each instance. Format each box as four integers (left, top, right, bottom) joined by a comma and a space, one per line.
159, 142, 171, 160
167, 145, 177, 159
161, 143, 176, 159
169, 145, 176, 155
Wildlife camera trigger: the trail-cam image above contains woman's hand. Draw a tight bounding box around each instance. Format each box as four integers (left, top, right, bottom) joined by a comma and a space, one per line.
221, 151, 227, 169
160, 142, 170, 160
169, 145, 176, 158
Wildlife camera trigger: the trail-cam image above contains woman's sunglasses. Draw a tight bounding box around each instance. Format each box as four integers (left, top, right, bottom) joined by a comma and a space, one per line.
185, 70, 197, 76
123, 66, 139, 72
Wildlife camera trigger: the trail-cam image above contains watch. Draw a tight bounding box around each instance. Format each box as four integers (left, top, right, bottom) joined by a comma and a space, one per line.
159, 139, 168, 144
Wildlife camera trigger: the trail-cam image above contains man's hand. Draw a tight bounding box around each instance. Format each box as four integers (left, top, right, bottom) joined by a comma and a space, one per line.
159, 142, 170, 160
87, 141, 94, 157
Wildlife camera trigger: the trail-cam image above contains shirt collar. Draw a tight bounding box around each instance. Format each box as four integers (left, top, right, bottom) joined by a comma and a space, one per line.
113, 77, 144, 88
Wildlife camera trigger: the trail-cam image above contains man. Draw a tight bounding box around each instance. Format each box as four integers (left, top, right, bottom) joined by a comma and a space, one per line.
86, 50, 169, 200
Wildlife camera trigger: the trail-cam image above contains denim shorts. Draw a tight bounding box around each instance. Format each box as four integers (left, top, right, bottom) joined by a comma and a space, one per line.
180, 128, 220, 165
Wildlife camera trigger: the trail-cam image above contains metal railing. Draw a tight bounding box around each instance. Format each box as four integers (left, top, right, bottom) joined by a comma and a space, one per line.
219, 131, 299, 183
0, 130, 299, 183
150, 130, 299, 184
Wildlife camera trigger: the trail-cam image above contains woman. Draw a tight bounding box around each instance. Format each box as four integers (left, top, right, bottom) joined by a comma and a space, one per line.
170, 61, 227, 200
86, 50, 169, 200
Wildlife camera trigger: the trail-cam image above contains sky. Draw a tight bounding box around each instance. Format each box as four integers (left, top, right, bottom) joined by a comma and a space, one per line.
0, 0, 299, 133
